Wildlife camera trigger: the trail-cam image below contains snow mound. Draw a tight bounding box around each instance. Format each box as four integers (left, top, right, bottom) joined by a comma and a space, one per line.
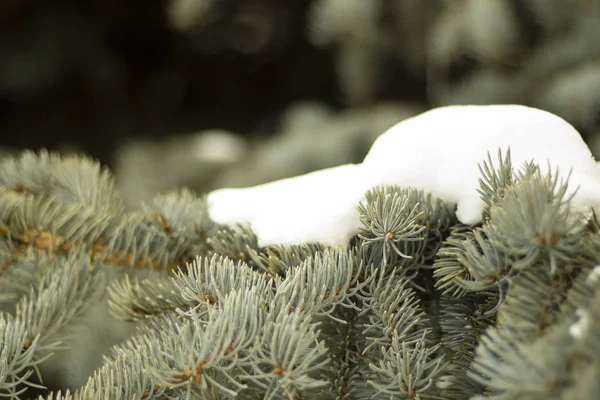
208, 104, 600, 247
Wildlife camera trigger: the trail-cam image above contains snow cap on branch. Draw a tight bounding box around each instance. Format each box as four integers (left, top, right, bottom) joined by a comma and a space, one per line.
208, 105, 600, 247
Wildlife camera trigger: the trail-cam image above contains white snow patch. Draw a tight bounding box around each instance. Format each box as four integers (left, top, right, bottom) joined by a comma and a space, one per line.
208, 164, 370, 247
207, 104, 600, 247
569, 308, 589, 338
586, 265, 600, 284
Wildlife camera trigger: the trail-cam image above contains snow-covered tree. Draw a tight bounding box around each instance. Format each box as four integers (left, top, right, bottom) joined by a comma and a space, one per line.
2, 105, 600, 399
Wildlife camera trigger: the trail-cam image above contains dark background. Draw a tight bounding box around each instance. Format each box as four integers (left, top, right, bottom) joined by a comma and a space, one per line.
0, 0, 337, 164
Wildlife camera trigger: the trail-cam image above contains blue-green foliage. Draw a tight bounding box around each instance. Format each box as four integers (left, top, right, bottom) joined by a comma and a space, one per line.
0, 149, 599, 399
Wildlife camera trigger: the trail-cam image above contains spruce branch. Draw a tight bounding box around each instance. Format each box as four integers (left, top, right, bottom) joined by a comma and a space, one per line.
438, 293, 494, 359
99, 211, 182, 271
368, 331, 447, 400
0, 150, 56, 195
452, 228, 511, 296
69, 317, 172, 400
243, 308, 330, 399
0, 151, 220, 279
361, 186, 455, 262
578, 226, 600, 268
469, 262, 600, 398
565, 276, 600, 363
0, 314, 46, 399
107, 274, 189, 321
170, 255, 274, 315
432, 224, 474, 298
12, 253, 103, 355
358, 185, 428, 266
433, 224, 509, 302
1, 146, 599, 400
273, 248, 367, 322
437, 294, 491, 399
319, 308, 377, 400
38, 391, 74, 400
0, 187, 183, 274
45, 155, 123, 212
558, 264, 599, 323
0, 242, 38, 303
561, 287, 600, 399
360, 272, 430, 356
0, 150, 122, 212
0, 189, 103, 262
140, 189, 219, 259
495, 265, 568, 340
151, 288, 265, 397
247, 242, 327, 277
1, 253, 103, 397
206, 224, 260, 265
469, 326, 572, 400
102, 291, 265, 400
484, 167, 586, 274
477, 148, 513, 222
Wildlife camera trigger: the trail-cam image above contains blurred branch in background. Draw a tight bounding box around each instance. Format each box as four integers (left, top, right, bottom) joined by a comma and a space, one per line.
113, 101, 421, 207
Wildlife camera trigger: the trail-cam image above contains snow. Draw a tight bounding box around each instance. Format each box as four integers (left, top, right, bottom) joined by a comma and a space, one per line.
569, 308, 589, 338
207, 104, 600, 248
208, 164, 369, 247
586, 265, 600, 284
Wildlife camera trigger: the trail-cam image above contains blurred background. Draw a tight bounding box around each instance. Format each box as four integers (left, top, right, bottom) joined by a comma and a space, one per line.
2, 0, 600, 207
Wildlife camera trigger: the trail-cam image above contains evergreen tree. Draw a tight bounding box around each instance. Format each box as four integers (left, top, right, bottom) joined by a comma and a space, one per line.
0, 147, 599, 399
